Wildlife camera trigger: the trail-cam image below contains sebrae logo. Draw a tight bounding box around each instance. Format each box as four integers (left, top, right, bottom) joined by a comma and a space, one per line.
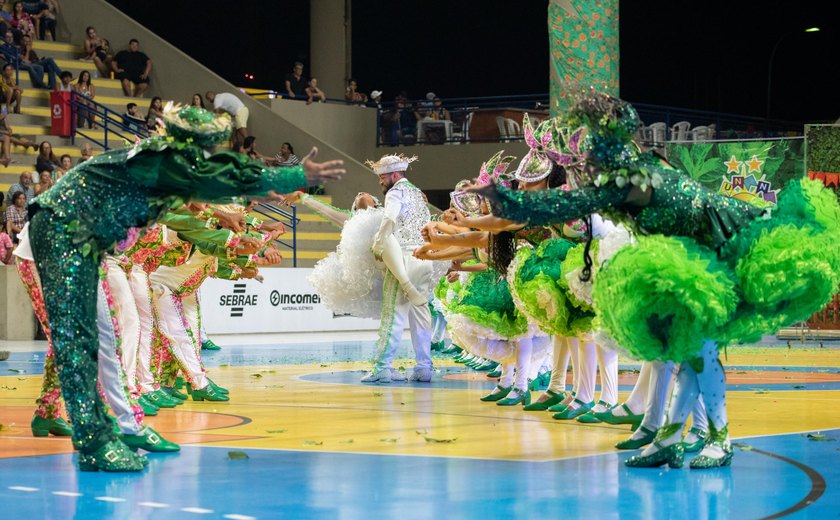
718, 154, 778, 207
219, 283, 258, 318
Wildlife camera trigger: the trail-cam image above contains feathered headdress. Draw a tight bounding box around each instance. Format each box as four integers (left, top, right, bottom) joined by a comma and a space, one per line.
365, 154, 418, 175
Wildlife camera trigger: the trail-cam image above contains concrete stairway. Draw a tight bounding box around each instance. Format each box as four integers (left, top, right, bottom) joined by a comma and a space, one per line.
2, 41, 341, 268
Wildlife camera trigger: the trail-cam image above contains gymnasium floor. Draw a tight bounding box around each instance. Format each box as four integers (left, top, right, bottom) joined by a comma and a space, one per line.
1, 333, 839, 519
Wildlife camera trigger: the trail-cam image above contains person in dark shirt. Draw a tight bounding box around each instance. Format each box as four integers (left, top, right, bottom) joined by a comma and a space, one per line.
111, 38, 152, 98
284, 61, 308, 100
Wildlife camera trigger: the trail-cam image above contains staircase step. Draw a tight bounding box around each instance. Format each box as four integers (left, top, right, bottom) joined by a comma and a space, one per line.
33, 41, 83, 54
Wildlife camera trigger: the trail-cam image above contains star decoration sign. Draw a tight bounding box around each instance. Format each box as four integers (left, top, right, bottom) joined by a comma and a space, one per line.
718, 155, 778, 206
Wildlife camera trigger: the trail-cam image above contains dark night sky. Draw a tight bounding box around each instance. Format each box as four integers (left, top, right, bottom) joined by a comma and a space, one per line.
106, 0, 837, 122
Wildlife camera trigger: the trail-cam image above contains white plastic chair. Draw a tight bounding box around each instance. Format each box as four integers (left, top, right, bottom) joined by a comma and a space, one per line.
690, 125, 710, 141
495, 116, 508, 140
452, 112, 473, 143
670, 121, 691, 141
505, 118, 521, 140
648, 122, 667, 148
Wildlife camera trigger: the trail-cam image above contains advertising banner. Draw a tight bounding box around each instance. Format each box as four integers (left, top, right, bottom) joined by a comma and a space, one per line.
665, 138, 805, 207
199, 268, 379, 334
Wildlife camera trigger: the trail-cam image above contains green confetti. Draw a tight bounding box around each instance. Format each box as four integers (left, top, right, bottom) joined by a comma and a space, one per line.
754, 388, 770, 394
415, 430, 428, 435
792, 385, 806, 389
227, 451, 249, 460
804, 433, 835, 442
372, 392, 384, 397
320, 364, 329, 368
8, 369, 23, 373
0, 386, 17, 390
379, 438, 399, 443
303, 440, 323, 446
338, 439, 354, 444
266, 429, 287, 434
424, 436, 457, 444
219, 363, 231, 367
250, 373, 263, 379
735, 371, 747, 374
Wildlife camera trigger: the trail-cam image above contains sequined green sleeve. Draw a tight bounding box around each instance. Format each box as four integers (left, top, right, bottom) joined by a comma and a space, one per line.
488, 184, 631, 226
158, 210, 237, 259
131, 148, 307, 202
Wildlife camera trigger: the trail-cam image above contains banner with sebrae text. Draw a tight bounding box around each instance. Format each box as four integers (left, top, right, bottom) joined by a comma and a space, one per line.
199, 268, 379, 334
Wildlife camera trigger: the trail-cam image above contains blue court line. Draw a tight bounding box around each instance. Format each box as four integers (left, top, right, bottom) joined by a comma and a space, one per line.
0, 429, 838, 519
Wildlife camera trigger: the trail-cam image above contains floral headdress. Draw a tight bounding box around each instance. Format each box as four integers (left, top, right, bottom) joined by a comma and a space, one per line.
365, 154, 418, 175
161, 102, 232, 148
452, 151, 516, 215
514, 114, 584, 183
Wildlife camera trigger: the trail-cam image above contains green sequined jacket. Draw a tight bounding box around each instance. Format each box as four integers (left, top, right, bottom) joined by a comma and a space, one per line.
29, 138, 306, 254
488, 169, 765, 252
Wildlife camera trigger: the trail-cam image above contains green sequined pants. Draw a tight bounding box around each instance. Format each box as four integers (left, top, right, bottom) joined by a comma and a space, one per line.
29, 210, 116, 453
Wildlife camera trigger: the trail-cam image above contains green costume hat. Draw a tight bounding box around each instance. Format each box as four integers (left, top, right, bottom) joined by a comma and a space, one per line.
162, 102, 232, 148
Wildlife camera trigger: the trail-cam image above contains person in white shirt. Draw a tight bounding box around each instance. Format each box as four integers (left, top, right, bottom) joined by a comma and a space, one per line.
205, 91, 249, 147
362, 154, 435, 383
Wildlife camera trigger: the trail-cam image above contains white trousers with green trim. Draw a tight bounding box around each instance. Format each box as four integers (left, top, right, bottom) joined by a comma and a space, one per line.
373, 251, 433, 372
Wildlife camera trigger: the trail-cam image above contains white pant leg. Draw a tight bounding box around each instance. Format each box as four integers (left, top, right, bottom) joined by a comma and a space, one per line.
499, 363, 515, 388
152, 284, 208, 389
129, 266, 155, 394
406, 253, 433, 369
640, 361, 676, 431
691, 393, 709, 432
596, 345, 619, 406
97, 277, 142, 435
624, 361, 652, 413
513, 337, 533, 391
181, 292, 203, 360
373, 271, 408, 372
105, 257, 140, 399
575, 338, 598, 403
695, 340, 727, 434
548, 336, 571, 393
569, 337, 580, 394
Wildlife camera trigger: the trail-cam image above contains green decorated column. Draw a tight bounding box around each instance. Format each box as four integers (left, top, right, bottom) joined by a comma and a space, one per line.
548, 0, 619, 116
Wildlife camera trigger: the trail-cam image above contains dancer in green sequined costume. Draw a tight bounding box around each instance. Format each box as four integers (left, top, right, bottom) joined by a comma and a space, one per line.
28, 105, 343, 471
471, 92, 840, 469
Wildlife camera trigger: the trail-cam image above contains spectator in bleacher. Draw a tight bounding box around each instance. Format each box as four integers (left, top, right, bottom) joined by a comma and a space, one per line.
305, 77, 326, 105
0, 224, 12, 264
73, 70, 96, 129
5, 171, 34, 204
10, 2, 35, 44
123, 102, 146, 133
55, 153, 72, 178
284, 61, 307, 100
0, 29, 18, 63
344, 78, 367, 105
4, 189, 26, 243
112, 38, 151, 97
1, 108, 38, 155
431, 95, 450, 121
77, 142, 92, 164
146, 96, 163, 131
56, 70, 72, 91
273, 142, 300, 167
205, 91, 249, 148
35, 169, 52, 194
82, 26, 112, 79
191, 93, 205, 109
35, 140, 58, 176
370, 90, 383, 110
0, 62, 23, 114
19, 33, 61, 89
22, 0, 55, 41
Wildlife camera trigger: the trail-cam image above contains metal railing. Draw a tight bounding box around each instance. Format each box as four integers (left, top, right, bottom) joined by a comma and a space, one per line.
69, 91, 149, 149
66, 96, 301, 265
251, 202, 300, 268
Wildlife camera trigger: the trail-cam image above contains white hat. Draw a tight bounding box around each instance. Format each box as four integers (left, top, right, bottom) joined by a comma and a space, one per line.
426, 92, 436, 100
365, 154, 418, 175
371, 90, 383, 99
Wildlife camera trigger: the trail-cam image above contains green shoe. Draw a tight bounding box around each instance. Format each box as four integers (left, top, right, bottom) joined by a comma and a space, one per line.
147, 389, 178, 408
475, 360, 499, 372
615, 426, 657, 450
121, 426, 181, 453
201, 339, 221, 351
174, 376, 185, 390
496, 388, 531, 406
576, 400, 614, 423
552, 399, 594, 420
207, 378, 229, 394
682, 427, 709, 453
593, 403, 644, 428
522, 390, 566, 411
442, 345, 463, 355
78, 440, 147, 472
138, 395, 159, 416
547, 391, 576, 412
486, 368, 502, 378
191, 384, 230, 402
431, 340, 446, 352
480, 385, 512, 402
625, 441, 685, 469
688, 441, 733, 469
162, 386, 189, 401
31, 415, 73, 437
